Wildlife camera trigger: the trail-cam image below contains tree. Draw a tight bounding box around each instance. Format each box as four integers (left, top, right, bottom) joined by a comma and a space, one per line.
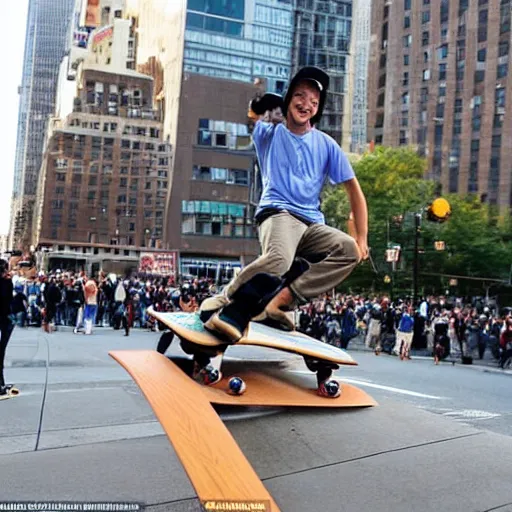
322, 147, 512, 298
419, 194, 511, 295
323, 146, 436, 294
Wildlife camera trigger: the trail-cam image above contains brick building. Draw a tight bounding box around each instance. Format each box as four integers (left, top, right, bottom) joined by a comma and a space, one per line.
33, 67, 171, 274
368, 0, 512, 210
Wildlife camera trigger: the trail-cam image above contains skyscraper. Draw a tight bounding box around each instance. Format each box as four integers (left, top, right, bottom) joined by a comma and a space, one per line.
291, 0, 353, 143
9, 0, 75, 250
345, 0, 371, 153
368, 0, 512, 210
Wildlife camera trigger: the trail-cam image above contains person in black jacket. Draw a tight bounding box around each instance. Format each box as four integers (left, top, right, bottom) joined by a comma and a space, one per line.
0, 259, 15, 396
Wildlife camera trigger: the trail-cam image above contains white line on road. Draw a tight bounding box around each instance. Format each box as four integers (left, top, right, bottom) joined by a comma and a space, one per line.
339, 378, 447, 400
290, 370, 447, 400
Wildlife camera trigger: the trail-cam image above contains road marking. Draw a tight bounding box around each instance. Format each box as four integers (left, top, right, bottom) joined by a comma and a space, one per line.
441, 409, 501, 420
339, 378, 447, 400
290, 370, 447, 399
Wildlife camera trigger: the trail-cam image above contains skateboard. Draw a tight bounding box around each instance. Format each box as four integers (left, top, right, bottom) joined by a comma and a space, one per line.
149, 308, 357, 398
0, 385, 20, 401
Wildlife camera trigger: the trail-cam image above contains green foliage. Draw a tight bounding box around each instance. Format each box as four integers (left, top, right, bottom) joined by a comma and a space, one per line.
322, 146, 512, 297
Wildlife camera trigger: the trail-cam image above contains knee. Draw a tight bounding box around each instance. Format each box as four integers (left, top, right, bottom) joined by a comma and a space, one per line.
333, 233, 360, 263
262, 250, 294, 276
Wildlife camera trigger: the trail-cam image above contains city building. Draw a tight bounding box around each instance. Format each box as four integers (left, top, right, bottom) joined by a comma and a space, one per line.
129, 0, 297, 278
32, 1, 173, 275
367, 0, 512, 210
343, 0, 371, 153
9, 0, 75, 251
291, 0, 353, 143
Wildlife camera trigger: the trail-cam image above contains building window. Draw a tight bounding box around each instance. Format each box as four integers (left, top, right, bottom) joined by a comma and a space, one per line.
477, 48, 486, 62
423, 69, 431, 81
474, 70, 485, 82
422, 11, 431, 24
501, 3, 511, 33
404, 54, 409, 66
497, 63, 508, 78
437, 44, 448, 60
404, 0, 411, 10
404, 16, 410, 28
438, 63, 447, 80
422, 31, 429, 46
440, 0, 449, 23
403, 72, 409, 86
403, 34, 412, 47
478, 25, 487, 42
181, 200, 255, 238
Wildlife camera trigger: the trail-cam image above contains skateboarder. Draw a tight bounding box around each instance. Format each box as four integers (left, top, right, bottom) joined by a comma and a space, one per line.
200, 66, 368, 345
0, 259, 15, 398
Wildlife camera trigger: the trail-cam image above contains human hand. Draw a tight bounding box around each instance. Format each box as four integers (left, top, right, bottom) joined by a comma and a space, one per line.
356, 237, 369, 261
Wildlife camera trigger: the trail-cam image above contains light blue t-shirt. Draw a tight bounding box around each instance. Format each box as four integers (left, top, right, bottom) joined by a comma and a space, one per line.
252, 121, 355, 224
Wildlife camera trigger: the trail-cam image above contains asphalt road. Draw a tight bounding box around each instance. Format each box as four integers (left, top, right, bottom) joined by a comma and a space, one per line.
2, 325, 511, 447
2, 326, 512, 511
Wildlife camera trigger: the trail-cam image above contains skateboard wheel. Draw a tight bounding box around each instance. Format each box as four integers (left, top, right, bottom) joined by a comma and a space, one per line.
199, 366, 221, 385
228, 376, 246, 395
319, 379, 340, 398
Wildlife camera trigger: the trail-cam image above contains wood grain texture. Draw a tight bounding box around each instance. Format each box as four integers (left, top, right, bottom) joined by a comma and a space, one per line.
204, 370, 378, 408
109, 350, 280, 510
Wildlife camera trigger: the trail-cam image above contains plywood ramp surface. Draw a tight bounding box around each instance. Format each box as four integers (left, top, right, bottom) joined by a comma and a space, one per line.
204, 371, 378, 408
109, 350, 280, 511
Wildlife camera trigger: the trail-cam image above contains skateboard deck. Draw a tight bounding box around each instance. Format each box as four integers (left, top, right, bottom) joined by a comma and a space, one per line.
0, 386, 20, 401
150, 310, 356, 366
110, 350, 280, 511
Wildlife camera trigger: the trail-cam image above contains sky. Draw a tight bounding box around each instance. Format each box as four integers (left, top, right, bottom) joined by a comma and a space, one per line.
1, 0, 29, 235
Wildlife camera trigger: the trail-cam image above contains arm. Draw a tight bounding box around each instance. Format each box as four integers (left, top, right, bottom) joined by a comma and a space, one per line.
343, 177, 369, 260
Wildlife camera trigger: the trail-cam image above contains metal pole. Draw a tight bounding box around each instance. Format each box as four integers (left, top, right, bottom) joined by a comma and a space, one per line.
413, 213, 421, 306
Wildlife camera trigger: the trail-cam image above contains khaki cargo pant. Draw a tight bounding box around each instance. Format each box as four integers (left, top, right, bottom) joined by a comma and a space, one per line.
224, 211, 360, 304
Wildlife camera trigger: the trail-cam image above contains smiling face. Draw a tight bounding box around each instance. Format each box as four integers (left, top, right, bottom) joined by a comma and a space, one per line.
286, 80, 321, 131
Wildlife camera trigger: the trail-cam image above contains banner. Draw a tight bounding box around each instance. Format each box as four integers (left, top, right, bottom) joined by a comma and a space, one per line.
139, 252, 178, 276
84, 0, 100, 28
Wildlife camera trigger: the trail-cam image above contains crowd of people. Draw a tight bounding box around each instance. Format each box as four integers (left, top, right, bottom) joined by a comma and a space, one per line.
295, 294, 512, 368
8, 269, 217, 336
6, 268, 512, 368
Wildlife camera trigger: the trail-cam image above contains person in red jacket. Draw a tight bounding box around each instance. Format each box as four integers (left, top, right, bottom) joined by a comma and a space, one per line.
499, 318, 512, 369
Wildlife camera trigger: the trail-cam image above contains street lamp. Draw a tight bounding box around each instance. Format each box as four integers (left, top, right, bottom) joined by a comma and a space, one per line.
413, 198, 451, 305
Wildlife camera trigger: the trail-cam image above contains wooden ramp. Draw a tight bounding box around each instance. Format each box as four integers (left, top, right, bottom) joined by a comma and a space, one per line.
110, 350, 280, 511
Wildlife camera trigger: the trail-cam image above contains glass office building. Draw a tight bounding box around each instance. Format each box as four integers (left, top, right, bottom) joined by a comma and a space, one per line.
184, 0, 294, 94
10, 0, 75, 247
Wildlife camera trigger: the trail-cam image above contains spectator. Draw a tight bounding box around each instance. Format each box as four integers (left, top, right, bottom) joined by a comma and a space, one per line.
0, 259, 15, 397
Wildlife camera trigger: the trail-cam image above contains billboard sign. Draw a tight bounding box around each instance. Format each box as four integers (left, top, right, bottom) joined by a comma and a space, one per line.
139, 251, 178, 277
84, 0, 100, 28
